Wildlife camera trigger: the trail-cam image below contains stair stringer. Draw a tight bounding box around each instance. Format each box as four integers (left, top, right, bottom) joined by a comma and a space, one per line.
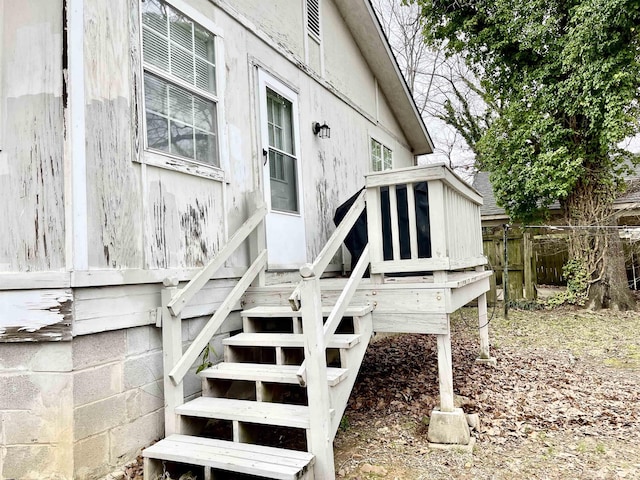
328, 312, 373, 438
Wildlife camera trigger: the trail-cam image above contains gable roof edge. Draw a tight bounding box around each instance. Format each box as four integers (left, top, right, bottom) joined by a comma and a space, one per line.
333, 0, 434, 155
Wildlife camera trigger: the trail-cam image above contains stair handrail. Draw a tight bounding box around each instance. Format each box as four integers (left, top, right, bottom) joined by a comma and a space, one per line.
296, 191, 369, 475
169, 249, 267, 385
289, 189, 366, 310
296, 245, 371, 386
167, 204, 268, 317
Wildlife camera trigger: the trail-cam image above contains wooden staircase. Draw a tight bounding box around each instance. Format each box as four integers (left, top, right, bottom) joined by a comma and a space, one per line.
143, 164, 492, 479
144, 301, 373, 479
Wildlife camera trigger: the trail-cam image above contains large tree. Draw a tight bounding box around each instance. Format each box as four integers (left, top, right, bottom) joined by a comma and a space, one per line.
413, 0, 640, 309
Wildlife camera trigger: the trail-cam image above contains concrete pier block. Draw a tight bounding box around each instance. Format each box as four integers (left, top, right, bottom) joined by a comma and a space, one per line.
427, 408, 471, 445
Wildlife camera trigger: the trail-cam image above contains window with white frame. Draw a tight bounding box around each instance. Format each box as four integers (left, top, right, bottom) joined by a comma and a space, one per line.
371, 138, 392, 171
141, 0, 219, 167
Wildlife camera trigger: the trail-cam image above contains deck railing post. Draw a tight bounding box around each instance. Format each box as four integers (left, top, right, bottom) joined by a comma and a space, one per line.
161, 278, 184, 436
298, 265, 335, 480
427, 180, 448, 264
365, 186, 384, 284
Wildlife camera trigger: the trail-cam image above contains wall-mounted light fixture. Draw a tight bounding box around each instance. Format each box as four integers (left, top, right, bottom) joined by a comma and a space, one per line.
312, 121, 331, 139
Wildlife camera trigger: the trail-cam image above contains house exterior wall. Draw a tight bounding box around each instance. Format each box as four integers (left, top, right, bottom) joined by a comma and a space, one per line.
0, 0, 424, 477
0, 0, 66, 273
0, 0, 417, 287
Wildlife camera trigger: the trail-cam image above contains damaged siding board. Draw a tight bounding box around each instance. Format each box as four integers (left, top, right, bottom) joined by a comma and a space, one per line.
84, 0, 143, 269
144, 167, 224, 269
0, 289, 72, 342
181, 278, 237, 319
73, 284, 160, 335
72, 280, 237, 335
0, 0, 66, 272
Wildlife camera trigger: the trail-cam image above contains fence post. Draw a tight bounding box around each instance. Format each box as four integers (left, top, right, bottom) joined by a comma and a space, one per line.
161, 278, 184, 436
503, 224, 509, 318
298, 265, 334, 479
523, 230, 536, 300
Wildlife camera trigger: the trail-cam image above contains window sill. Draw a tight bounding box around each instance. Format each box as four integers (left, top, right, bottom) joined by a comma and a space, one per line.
137, 150, 225, 182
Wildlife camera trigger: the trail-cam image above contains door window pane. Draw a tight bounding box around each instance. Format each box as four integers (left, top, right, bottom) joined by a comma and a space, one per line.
269, 150, 299, 213
266, 88, 298, 213
267, 89, 294, 155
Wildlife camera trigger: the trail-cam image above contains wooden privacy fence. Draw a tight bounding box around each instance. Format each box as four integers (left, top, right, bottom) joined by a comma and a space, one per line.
483, 225, 640, 302
482, 226, 535, 303
482, 226, 572, 302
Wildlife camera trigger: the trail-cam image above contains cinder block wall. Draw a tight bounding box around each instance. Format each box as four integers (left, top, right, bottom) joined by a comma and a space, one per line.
0, 343, 74, 480
0, 317, 230, 480
72, 327, 165, 480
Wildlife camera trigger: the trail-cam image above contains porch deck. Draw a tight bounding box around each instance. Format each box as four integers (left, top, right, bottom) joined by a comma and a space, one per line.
146, 163, 493, 480
244, 270, 492, 334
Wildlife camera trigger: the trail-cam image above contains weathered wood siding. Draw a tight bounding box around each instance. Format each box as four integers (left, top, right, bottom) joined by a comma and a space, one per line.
84, 0, 143, 269
82, 0, 230, 270
222, 0, 305, 59
0, 0, 416, 276
0, 289, 72, 341
322, 0, 376, 118
216, 0, 416, 261
0, 0, 420, 340
144, 168, 224, 269
0, 0, 66, 272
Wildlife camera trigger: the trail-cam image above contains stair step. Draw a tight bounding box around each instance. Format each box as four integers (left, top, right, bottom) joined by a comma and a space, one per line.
224, 332, 361, 349
143, 434, 314, 480
241, 304, 372, 318
200, 362, 349, 386
176, 397, 313, 428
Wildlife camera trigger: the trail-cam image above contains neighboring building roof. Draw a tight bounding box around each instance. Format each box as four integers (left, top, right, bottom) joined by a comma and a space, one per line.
471, 171, 504, 218
334, 0, 434, 155
473, 171, 640, 220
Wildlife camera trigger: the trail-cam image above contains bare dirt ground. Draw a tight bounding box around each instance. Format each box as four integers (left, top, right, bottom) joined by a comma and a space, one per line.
334, 306, 640, 479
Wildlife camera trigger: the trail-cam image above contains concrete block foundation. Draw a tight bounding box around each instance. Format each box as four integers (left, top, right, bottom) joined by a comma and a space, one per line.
0, 316, 227, 480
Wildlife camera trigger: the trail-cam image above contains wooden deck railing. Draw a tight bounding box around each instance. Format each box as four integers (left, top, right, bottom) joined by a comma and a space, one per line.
161, 203, 267, 435
365, 163, 486, 277
291, 189, 367, 381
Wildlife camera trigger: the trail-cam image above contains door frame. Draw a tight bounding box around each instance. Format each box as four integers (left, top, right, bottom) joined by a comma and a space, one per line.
256, 68, 307, 270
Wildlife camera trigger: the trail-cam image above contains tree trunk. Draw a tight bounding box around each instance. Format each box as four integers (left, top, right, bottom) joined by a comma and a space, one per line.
563, 180, 635, 310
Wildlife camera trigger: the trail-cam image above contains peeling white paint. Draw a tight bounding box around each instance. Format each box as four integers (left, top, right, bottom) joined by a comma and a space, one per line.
84, 0, 130, 100
0, 289, 72, 340
0, 151, 8, 175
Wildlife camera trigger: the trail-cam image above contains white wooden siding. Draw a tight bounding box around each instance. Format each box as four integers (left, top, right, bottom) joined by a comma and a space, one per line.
0, 0, 420, 339
0, 0, 65, 272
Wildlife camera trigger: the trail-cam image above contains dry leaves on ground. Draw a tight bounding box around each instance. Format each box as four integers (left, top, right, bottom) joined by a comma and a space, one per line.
335, 307, 640, 479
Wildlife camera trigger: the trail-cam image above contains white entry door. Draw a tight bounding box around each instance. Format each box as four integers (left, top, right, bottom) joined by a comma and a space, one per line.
257, 70, 307, 270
